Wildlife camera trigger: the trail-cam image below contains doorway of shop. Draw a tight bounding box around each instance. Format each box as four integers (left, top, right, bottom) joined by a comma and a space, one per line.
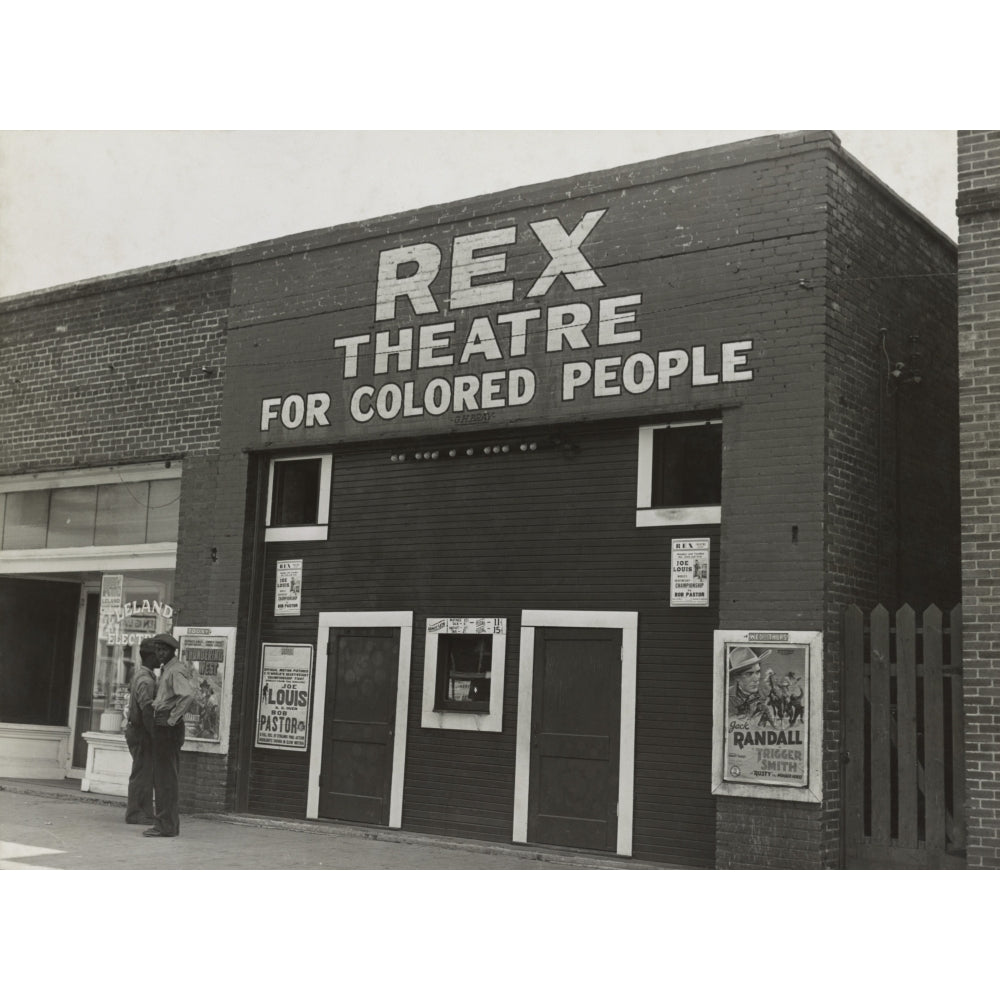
513, 610, 638, 856
308, 612, 413, 828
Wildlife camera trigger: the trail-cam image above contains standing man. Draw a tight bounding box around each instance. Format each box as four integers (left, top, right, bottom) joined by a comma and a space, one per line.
144, 633, 195, 838
123, 638, 158, 824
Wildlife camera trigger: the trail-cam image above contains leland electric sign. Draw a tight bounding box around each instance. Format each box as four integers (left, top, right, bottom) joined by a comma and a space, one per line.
256, 207, 756, 439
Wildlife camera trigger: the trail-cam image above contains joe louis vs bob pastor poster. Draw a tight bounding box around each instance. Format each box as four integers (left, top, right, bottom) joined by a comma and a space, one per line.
711, 629, 823, 803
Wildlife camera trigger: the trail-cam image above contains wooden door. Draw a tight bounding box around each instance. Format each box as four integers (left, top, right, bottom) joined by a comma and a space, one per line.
528, 627, 621, 852
319, 627, 399, 826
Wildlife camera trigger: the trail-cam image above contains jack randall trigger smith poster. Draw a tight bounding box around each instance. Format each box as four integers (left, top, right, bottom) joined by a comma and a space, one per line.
711, 629, 823, 803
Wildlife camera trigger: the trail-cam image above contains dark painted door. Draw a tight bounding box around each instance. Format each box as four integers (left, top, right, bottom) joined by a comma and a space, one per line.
528, 627, 621, 852
319, 628, 399, 826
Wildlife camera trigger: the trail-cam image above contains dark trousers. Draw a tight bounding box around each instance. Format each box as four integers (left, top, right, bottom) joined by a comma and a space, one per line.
152, 721, 185, 836
124, 726, 154, 823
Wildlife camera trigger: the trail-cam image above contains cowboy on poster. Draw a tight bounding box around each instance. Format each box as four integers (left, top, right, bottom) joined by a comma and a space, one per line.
712, 630, 823, 801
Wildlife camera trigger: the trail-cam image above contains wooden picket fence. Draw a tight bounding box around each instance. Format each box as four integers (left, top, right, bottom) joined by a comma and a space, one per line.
843, 604, 966, 869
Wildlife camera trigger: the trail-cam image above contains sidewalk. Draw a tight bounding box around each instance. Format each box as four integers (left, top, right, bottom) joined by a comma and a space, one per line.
0, 777, 667, 870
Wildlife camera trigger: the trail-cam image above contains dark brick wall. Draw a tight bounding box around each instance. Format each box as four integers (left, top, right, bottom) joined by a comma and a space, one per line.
0, 261, 234, 815
958, 130, 1000, 869
717, 139, 958, 870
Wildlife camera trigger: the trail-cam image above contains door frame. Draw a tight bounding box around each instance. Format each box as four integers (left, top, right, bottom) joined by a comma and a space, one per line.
513, 610, 638, 856
307, 611, 413, 827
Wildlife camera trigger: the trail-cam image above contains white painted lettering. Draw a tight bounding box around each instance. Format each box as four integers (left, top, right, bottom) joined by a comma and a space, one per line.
305, 393, 331, 427
374, 327, 414, 375
598, 294, 642, 345
350, 386, 375, 423
594, 356, 622, 397
450, 227, 516, 309
460, 316, 504, 364
623, 353, 655, 394
691, 346, 720, 385
497, 308, 541, 358
658, 350, 689, 389
562, 361, 592, 401
333, 334, 370, 379
722, 340, 754, 382
547, 303, 592, 351
375, 243, 442, 321
281, 395, 305, 428
528, 210, 607, 297
418, 323, 456, 368
452, 375, 479, 412
261, 397, 281, 431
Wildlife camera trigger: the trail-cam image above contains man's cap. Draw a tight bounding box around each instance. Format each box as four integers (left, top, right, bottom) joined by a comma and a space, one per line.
152, 632, 179, 650
139, 637, 157, 650
728, 646, 771, 675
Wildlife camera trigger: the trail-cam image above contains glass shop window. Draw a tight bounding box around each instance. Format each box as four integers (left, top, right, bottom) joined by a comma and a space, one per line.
435, 633, 493, 712
265, 454, 332, 542
636, 418, 722, 527
0, 477, 180, 550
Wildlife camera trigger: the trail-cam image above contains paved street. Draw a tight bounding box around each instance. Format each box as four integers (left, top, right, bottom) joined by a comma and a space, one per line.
0, 786, 650, 870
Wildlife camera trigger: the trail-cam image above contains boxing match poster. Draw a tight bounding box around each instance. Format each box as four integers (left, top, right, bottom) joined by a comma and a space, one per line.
711, 629, 824, 803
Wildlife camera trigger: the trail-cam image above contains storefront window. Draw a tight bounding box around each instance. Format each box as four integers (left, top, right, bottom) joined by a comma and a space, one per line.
48, 486, 98, 548
88, 572, 174, 733
146, 479, 181, 542
1, 490, 49, 549
0, 477, 179, 550
95, 482, 150, 546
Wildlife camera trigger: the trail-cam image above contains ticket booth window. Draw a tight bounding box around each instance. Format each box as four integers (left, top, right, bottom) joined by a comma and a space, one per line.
435, 633, 493, 711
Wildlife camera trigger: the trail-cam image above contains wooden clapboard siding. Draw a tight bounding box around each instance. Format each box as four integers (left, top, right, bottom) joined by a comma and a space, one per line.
246, 418, 719, 866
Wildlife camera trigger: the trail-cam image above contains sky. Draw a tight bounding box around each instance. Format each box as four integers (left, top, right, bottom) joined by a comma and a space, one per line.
0, 130, 958, 300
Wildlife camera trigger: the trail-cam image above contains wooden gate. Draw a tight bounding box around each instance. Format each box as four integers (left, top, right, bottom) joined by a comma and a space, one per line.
843, 604, 966, 869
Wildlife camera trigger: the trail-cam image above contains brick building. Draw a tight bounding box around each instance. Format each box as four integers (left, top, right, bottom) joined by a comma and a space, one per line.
0, 131, 961, 867
957, 130, 1000, 870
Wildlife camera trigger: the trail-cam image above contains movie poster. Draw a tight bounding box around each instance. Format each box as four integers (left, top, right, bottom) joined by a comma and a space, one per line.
172, 626, 236, 756
712, 630, 823, 803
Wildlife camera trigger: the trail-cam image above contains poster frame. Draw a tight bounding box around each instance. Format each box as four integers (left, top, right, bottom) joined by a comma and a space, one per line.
711, 628, 823, 803
173, 625, 237, 756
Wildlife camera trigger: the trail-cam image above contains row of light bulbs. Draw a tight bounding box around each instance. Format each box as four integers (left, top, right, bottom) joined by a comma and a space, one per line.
390, 442, 539, 463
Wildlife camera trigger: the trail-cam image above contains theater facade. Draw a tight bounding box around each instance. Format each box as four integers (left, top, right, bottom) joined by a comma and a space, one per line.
0, 132, 959, 868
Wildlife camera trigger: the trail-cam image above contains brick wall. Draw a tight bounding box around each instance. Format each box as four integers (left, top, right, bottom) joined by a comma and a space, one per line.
958, 130, 1000, 869
824, 146, 958, 870
0, 260, 234, 814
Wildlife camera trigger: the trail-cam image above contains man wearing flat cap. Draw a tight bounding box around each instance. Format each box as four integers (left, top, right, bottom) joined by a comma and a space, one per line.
144, 632, 195, 838
727, 645, 772, 721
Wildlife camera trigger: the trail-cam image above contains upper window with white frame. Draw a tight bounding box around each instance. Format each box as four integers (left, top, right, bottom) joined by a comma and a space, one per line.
265, 454, 332, 542
636, 417, 721, 527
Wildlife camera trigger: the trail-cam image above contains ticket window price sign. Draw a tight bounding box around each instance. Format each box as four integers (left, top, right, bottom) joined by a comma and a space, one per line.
255, 644, 314, 751
173, 626, 237, 755
711, 629, 823, 804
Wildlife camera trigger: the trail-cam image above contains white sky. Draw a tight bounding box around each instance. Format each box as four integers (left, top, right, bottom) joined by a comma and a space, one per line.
0, 130, 958, 299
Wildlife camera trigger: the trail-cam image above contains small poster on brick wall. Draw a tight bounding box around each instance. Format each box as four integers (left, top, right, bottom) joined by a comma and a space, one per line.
711, 629, 823, 804
275, 559, 303, 616
670, 538, 710, 606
